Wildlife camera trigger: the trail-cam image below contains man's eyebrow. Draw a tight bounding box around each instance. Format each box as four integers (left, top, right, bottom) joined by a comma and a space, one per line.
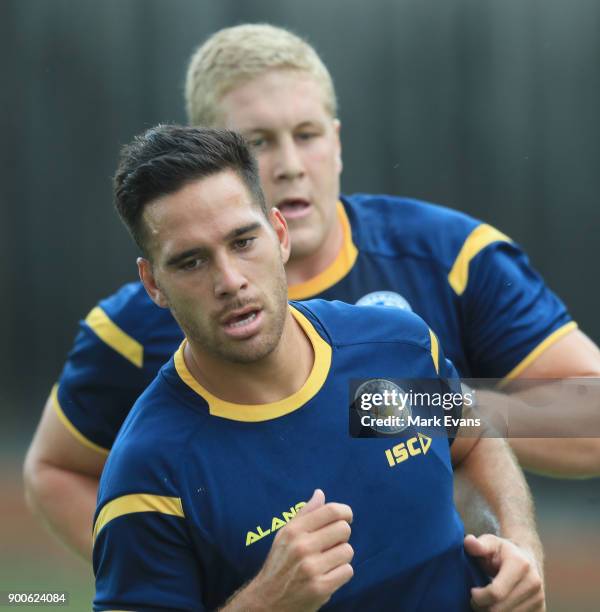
164, 223, 262, 267
295, 120, 321, 129
243, 121, 320, 135
165, 248, 207, 267
242, 128, 268, 135
224, 222, 262, 241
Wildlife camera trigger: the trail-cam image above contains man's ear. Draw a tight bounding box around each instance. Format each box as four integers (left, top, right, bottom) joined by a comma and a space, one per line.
269, 208, 291, 264
138, 257, 168, 308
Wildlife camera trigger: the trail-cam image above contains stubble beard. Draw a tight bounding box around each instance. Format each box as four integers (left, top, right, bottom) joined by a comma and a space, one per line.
171, 271, 289, 365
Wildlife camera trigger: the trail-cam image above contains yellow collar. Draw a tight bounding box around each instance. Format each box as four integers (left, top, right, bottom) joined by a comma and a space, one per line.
174, 306, 332, 422
287, 201, 358, 300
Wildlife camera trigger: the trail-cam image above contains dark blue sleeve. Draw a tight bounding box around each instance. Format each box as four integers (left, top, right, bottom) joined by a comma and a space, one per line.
462, 241, 574, 378
93, 430, 206, 612
55, 319, 155, 452
93, 507, 205, 611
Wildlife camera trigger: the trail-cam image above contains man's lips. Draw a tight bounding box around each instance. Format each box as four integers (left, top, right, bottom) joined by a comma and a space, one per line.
277, 198, 312, 220
220, 306, 264, 339
220, 304, 260, 325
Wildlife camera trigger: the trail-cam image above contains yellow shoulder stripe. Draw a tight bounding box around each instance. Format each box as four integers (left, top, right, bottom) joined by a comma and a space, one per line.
429, 329, 440, 374
93, 493, 184, 542
51, 384, 110, 456
85, 306, 144, 368
448, 224, 511, 296
499, 321, 578, 385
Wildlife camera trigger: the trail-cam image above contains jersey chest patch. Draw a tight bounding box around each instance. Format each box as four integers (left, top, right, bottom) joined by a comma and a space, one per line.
356, 290, 413, 311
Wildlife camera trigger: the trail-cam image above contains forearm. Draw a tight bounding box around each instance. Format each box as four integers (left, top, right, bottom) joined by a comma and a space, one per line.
219, 580, 266, 612
476, 386, 600, 477
509, 437, 600, 478
24, 460, 97, 560
504, 327, 600, 476
454, 437, 543, 570
453, 470, 500, 536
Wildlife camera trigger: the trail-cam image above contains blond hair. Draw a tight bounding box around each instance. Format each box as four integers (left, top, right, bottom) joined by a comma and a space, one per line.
185, 23, 337, 127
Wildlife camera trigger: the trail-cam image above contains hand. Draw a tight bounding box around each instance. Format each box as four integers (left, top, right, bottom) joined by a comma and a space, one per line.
238, 489, 354, 612
465, 534, 545, 611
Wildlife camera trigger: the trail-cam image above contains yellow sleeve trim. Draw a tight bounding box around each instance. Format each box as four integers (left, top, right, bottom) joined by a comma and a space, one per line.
93, 493, 184, 542
448, 224, 511, 296
429, 329, 440, 374
85, 306, 144, 368
288, 201, 358, 300
51, 384, 110, 456
499, 321, 578, 384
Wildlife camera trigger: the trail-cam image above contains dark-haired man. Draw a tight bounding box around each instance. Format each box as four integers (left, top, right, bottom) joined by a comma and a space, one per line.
93, 124, 544, 611
24, 24, 600, 562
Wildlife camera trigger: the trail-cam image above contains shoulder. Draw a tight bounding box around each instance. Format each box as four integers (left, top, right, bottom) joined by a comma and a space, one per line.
78, 281, 181, 368
93, 373, 193, 574
92, 281, 177, 340
293, 298, 436, 352
342, 193, 489, 269
99, 366, 198, 496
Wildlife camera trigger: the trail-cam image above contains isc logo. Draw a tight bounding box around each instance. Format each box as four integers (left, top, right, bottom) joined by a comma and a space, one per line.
384, 433, 432, 467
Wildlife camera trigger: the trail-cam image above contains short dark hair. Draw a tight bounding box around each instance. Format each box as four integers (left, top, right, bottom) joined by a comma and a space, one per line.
113, 124, 268, 256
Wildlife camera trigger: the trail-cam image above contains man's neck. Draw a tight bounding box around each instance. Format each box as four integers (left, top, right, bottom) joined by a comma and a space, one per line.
285, 215, 344, 286
183, 310, 314, 405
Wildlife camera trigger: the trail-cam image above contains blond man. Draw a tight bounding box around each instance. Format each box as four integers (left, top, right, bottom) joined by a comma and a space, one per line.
25, 24, 600, 568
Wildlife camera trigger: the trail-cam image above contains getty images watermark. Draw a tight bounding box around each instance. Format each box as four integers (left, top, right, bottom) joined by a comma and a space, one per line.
349, 378, 600, 439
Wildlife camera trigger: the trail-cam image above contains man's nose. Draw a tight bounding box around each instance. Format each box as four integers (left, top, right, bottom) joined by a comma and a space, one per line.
273, 136, 305, 182
213, 254, 248, 298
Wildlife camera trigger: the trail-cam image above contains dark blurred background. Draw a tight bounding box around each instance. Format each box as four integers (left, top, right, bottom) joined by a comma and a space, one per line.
1, 0, 599, 609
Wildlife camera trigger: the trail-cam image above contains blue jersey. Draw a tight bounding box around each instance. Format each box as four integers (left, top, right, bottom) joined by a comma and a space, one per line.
53, 194, 574, 453
288, 196, 574, 378
52, 282, 183, 453
93, 301, 487, 611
